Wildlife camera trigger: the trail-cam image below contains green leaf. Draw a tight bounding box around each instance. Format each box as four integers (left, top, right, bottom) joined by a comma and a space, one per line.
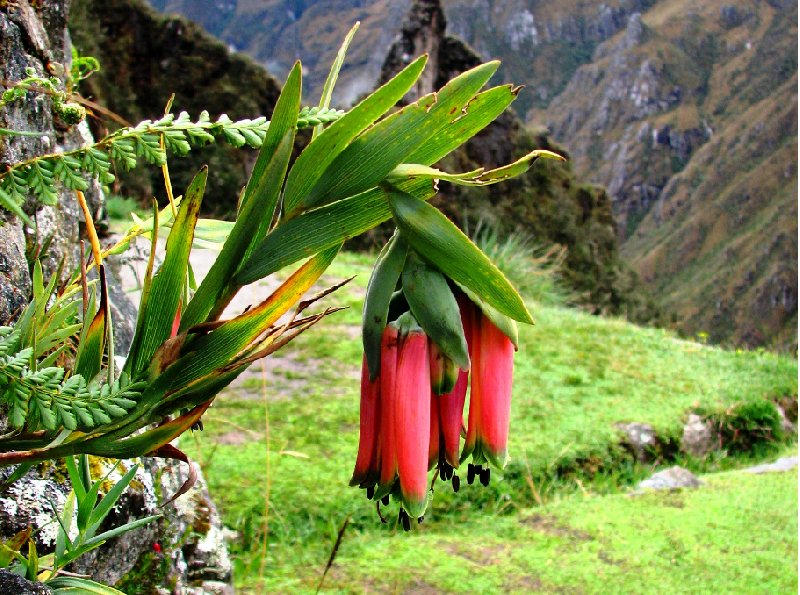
282, 55, 427, 217
157, 246, 339, 397
76, 476, 103, 534
402, 251, 469, 369
48, 576, 127, 594
362, 233, 408, 380
58, 515, 160, 568
125, 168, 205, 377
182, 63, 302, 329
53, 156, 89, 191
74, 267, 108, 382
315, 22, 359, 136
388, 191, 533, 324
55, 491, 76, 564
298, 61, 499, 210
0, 186, 32, 226
455, 282, 519, 347
405, 84, 518, 165
87, 464, 139, 538
64, 456, 87, 501
236, 178, 434, 286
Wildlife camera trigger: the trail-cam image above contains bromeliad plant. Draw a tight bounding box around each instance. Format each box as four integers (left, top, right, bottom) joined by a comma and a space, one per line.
0, 28, 561, 529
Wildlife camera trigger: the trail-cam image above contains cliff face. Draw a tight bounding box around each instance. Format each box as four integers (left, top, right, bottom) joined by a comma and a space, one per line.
540, 0, 797, 348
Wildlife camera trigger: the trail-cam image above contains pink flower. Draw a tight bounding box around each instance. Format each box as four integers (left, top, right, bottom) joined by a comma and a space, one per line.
462, 312, 514, 471
393, 328, 431, 518
349, 356, 380, 488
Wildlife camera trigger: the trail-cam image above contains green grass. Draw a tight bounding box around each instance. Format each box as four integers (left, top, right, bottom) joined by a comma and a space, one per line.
181, 252, 797, 593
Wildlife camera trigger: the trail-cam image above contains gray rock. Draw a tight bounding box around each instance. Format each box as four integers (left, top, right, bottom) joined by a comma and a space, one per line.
0, 569, 53, 594
744, 457, 798, 475
638, 466, 702, 491
616, 422, 656, 461
682, 413, 719, 457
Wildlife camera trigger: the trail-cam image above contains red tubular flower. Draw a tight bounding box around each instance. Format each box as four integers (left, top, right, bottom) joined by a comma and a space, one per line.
438, 369, 468, 469
376, 324, 400, 497
436, 296, 476, 469
349, 355, 381, 488
462, 313, 514, 469
394, 329, 431, 518
428, 389, 440, 470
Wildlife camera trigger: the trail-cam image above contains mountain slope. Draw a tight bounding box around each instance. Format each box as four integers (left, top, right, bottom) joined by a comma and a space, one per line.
539, 0, 797, 348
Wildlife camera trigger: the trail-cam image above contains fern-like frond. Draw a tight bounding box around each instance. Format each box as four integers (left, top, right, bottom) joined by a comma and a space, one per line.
0, 106, 344, 218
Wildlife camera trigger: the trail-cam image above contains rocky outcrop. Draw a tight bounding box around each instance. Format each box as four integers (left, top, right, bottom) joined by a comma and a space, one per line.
1, 2, 232, 592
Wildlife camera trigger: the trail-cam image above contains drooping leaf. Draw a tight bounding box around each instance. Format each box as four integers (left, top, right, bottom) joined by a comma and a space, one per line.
362, 233, 408, 380
402, 251, 469, 369
388, 191, 533, 324
282, 55, 427, 217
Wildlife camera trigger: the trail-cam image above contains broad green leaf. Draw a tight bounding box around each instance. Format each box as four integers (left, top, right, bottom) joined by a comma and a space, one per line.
388, 191, 533, 324
181, 64, 302, 329
125, 169, 205, 377
282, 55, 427, 217
48, 576, 126, 594
456, 282, 520, 347
362, 233, 408, 380
405, 84, 518, 165
236, 178, 434, 286
299, 61, 500, 210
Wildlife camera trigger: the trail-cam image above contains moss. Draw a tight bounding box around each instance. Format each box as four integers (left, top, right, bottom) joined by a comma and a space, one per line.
115, 546, 176, 594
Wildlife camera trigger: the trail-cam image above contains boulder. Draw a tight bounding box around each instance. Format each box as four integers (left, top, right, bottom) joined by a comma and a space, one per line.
637, 466, 702, 491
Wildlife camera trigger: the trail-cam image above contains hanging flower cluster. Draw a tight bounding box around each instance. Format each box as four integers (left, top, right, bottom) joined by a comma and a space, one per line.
350, 236, 517, 529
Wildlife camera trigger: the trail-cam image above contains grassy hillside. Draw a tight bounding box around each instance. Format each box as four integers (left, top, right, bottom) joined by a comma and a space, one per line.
128, 251, 798, 593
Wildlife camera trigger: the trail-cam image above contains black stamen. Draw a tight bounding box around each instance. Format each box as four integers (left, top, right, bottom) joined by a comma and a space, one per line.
417, 515, 424, 524
381, 495, 390, 506
399, 508, 411, 532
452, 474, 460, 493
467, 464, 476, 485
366, 485, 375, 500
479, 468, 490, 487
